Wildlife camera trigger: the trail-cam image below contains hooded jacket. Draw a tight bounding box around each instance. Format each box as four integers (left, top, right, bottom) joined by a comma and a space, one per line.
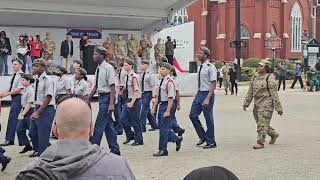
24, 140, 136, 180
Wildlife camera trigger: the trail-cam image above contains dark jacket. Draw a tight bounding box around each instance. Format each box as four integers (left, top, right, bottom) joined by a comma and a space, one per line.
165, 41, 176, 56
229, 68, 237, 82
0, 38, 12, 56
60, 40, 73, 58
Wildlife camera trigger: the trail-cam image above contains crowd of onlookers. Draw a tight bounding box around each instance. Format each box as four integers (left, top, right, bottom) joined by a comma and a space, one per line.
217, 61, 239, 96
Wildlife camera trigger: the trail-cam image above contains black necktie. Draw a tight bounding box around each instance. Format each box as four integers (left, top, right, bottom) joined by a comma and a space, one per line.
158, 78, 164, 101
9, 73, 16, 91
96, 68, 99, 89
34, 79, 39, 102
198, 65, 203, 89
142, 72, 146, 92
119, 69, 122, 84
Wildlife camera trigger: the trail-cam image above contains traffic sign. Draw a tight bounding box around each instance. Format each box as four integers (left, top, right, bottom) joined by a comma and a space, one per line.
230, 40, 247, 48
265, 35, 282, 49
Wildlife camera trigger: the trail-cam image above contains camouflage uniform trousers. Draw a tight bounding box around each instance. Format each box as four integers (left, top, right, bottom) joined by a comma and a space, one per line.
253, 105, 278, 144
223, 77, 230, 91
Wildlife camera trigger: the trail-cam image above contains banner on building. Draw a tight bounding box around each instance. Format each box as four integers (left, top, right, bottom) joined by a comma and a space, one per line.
151, 22, 194, 72
67, 29, 102, 39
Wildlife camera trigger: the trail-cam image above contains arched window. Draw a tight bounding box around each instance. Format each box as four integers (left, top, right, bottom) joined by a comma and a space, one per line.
291, 3, 302, 52
174, 8, 188, 25
240, 25, 249, 39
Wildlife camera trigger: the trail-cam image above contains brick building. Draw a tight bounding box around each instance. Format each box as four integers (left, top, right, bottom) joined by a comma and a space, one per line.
185, 0, 318, 61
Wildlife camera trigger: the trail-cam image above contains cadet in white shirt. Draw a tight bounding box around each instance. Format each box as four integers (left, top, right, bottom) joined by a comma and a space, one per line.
55, 66, 72, 102
88, 47, 120, 156
29, 59, 56, 157
120, 59, 143, 146
140, 60, 158, 132
0, 58, 24, 146
16, 74, 35, 154
189, 47, 217, 149
73, 68, 89, 96
151, 62, 183, 157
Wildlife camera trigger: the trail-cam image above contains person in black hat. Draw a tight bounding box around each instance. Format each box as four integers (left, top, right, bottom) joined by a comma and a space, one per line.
81, 33, 97, 74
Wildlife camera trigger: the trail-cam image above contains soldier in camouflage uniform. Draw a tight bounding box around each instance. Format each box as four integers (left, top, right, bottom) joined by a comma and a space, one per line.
127, 34, 139, 61
221, 62, 231, 95
42, 32, 56, 74
243, 60, 283, 149
154, 38, 165, 64
140, 34, 152, 60
114, 34, 128, 67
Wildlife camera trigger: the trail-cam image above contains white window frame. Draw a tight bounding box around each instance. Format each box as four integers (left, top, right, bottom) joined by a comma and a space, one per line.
291, 3, 302, 52
174, 8, 189, 25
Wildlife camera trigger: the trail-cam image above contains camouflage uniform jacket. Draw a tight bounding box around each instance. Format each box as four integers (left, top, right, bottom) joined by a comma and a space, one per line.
42, 38, 56, 57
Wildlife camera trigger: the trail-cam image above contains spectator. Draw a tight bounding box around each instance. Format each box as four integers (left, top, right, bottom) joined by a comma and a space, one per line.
230, 63, 238, 96
184, 166, 239, 180
60, 34, 74, 73
290, 60, 303, 89
16, 34, 29, 73
0, 31, 12, 75
29, 35, 43, 63
165, 36, 176, 65
17, 98, 136, 180
278, 59, 287, 92
102, 36, 114, 62
80, 34, 96, 75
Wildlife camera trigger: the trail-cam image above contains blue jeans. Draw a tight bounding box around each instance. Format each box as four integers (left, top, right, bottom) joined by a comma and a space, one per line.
140, 92, 158, 131
16, 108, 34, 146
158, 101, 179, 151
121, 99, 143, 143
189, 91, 216, 145
5, 95, 22, 142
0, 55, 8, 75
90, 94, 120, 155
18, 54, 28, 73
29, 105, 56, 154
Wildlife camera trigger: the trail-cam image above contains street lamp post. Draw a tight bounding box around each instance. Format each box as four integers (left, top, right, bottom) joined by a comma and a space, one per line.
235, 0, 241, 81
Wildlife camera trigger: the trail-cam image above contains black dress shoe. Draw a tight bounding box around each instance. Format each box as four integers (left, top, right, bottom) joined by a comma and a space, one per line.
131, 142, 144, 146
178, 129, 185, 136
176, 137, 183, 152
19, 145, 33, 154
1, 156, 11, 171
0, 140, 14, 146
203, 144, 217, 149
153, 150, 168, 157
116, 131, 123, 135
196, 139, 206, 146
123, 137, 134, 144
148, 128, 158, 131
0, 147, 5, 154
29, 151, 39, 158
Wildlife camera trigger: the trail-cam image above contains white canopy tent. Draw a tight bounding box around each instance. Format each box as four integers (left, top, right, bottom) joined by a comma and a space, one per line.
0, 0, 195, 34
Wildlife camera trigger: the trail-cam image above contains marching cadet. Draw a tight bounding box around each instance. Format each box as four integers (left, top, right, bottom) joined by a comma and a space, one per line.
29, 59, 56, 156
151, 62, 183, 157
88, 47, 120, 156
140, 60, 159, 132
120, 59, 143, 146
189, 47, 217, 149
115, 62, 127, 135
73, 68, 89, 96
243, 60, 283, 149
0, 58, 24, 147
55, 66, 72, 102
16, 74, 35, 154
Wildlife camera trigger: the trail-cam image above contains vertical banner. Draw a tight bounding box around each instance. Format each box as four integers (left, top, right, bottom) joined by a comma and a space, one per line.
151, 22, 194, 72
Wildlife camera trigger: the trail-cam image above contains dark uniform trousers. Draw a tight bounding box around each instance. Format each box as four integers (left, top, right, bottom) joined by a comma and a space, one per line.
171, 100, 184, 134
189, 91, 216, 145
114, 95, 126, 134
5, 95, 22, 142
140, 91, 159, 131
90, 93, 120, 155
0, 146, 8, 163
16, 108, 34, 146
121, 98, 143, 143
29, 105, 56, 154
158, 101, 179, 151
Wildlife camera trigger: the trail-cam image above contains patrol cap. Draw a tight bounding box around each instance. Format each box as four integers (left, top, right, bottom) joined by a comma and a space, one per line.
57, 66, 68, 74
12, 58, 23, 65
32, 58, 47, 67
258, 60, 271, 67
200, 47, 211, 57
161, 62, 173, 71
125, 59, 135, 66
141, 60, 150, 65
21, 73, 35, 83
94, 46, 107, 55
73, 59, 83, 67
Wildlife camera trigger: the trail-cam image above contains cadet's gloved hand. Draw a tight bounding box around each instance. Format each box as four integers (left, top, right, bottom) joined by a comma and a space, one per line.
278, 111, 283, 116
243, 105, 247, 111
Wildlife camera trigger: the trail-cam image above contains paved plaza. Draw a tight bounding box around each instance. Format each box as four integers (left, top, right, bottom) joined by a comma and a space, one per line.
0, 86, 319, 180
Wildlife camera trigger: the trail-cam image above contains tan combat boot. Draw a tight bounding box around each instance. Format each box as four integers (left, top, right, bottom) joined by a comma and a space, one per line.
269, 133, 279, 145
253, 143, 264, 149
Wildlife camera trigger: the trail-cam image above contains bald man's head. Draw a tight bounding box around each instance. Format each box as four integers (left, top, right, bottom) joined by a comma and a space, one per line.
55, 98, 92, 139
